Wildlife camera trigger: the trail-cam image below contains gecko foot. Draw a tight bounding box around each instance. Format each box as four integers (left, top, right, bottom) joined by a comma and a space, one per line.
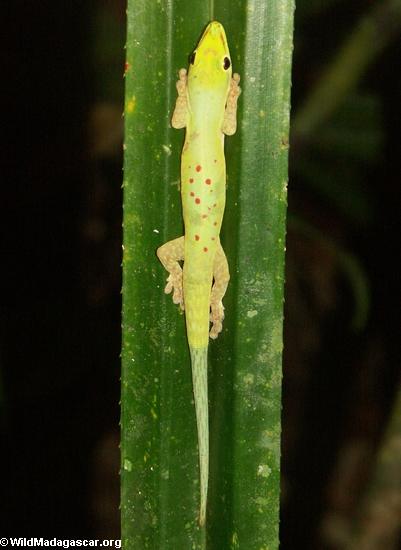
164, 273, 184, 310
209, 300, 225, 339
222, 73, 241, 135
231, 73, 241, 98
176, 68, 187, 95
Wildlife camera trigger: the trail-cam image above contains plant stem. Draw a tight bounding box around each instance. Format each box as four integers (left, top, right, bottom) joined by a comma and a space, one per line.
121, 1, 294, 547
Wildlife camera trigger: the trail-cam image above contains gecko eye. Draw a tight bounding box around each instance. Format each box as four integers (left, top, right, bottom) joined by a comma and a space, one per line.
223, 57, 231, 70
189, 51, 196, 65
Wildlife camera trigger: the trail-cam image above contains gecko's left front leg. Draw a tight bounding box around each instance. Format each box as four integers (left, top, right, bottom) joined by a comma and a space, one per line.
157, 236, 185, 310
222, 73, 241, 136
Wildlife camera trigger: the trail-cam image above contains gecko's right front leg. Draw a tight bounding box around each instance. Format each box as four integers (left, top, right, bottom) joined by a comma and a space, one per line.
157, 236, 185, 310
171, 68, 188, 129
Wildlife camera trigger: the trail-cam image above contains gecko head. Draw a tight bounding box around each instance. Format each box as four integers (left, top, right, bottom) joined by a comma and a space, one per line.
187, 21, 232, 96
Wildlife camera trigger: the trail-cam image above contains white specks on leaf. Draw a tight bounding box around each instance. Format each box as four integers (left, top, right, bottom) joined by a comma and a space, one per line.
244, 373, 255, 385
124, 458, 133, 472
282, 179, 288, 199
247, 310, 258, 318
257, 463, 272, 478
255, 496, 269, 507
231, 531, 239, 547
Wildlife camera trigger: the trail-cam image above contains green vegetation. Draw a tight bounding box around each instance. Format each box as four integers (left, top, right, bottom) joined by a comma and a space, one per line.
121, 1, 294, 548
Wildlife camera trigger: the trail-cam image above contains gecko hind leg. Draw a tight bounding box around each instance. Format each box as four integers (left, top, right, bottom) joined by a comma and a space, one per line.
157, 236, 185, 310
210, 243, 230, 339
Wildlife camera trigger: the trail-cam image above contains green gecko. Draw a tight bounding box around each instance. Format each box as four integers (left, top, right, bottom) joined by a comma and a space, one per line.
157, 21, 240, 526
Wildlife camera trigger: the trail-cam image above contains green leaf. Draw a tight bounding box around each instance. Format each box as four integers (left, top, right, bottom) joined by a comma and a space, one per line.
121, 1, 294, 548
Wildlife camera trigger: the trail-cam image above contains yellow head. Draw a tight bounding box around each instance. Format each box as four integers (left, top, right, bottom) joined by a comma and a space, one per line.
187, 21, 232, 98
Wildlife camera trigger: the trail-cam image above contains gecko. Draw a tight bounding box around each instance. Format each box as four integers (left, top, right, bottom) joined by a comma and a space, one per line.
157, 21, 240, 526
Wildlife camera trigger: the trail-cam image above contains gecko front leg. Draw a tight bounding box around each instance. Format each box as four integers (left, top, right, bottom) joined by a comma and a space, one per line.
171, 68, 188, 129
222, 73, 241, 136
210, 243, 230, 339
157, 236, 185, 310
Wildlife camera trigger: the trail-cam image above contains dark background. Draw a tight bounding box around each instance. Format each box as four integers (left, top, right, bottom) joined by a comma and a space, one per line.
1, 1, 400, 547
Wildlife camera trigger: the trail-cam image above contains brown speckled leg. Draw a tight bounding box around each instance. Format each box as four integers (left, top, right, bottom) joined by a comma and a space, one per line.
171, 69, 188, 129
157, 236, 185, 310
222, 73, 241, 136
210, 243, 230, 339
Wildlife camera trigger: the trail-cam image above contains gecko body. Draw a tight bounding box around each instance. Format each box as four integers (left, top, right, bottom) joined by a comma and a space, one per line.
157, 21, 240, 526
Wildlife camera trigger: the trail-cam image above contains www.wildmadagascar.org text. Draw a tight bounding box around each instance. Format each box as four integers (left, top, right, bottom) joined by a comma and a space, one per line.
0, 539, 121, 549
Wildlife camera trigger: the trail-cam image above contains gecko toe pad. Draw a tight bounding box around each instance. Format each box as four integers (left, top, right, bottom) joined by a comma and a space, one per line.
209, 300, 225, 339
164, 273, 184, 310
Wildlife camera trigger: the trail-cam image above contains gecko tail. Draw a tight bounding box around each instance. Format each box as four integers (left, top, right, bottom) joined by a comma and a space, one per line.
190, 346, 209, 527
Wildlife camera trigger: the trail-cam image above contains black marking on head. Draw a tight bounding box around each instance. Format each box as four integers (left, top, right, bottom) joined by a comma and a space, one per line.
223, 57, 231, 70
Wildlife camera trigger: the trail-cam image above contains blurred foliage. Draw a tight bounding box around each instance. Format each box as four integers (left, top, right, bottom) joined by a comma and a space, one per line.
91, 2, 126, 103
289, 0, 401, 334
294, 92, 382, 226
281, 1, 401, 548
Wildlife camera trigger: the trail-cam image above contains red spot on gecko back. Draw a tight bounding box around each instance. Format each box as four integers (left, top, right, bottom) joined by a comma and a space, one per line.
196, 165, 202, 172
202, 214, 207, 219
205, 178, 211, 185
203, 247, 208, 252
124, 62, 130, 74
189, 178, 194, 183
195, 197, 201, 204
190, 191, 195, 197
195, 235, 200, 241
